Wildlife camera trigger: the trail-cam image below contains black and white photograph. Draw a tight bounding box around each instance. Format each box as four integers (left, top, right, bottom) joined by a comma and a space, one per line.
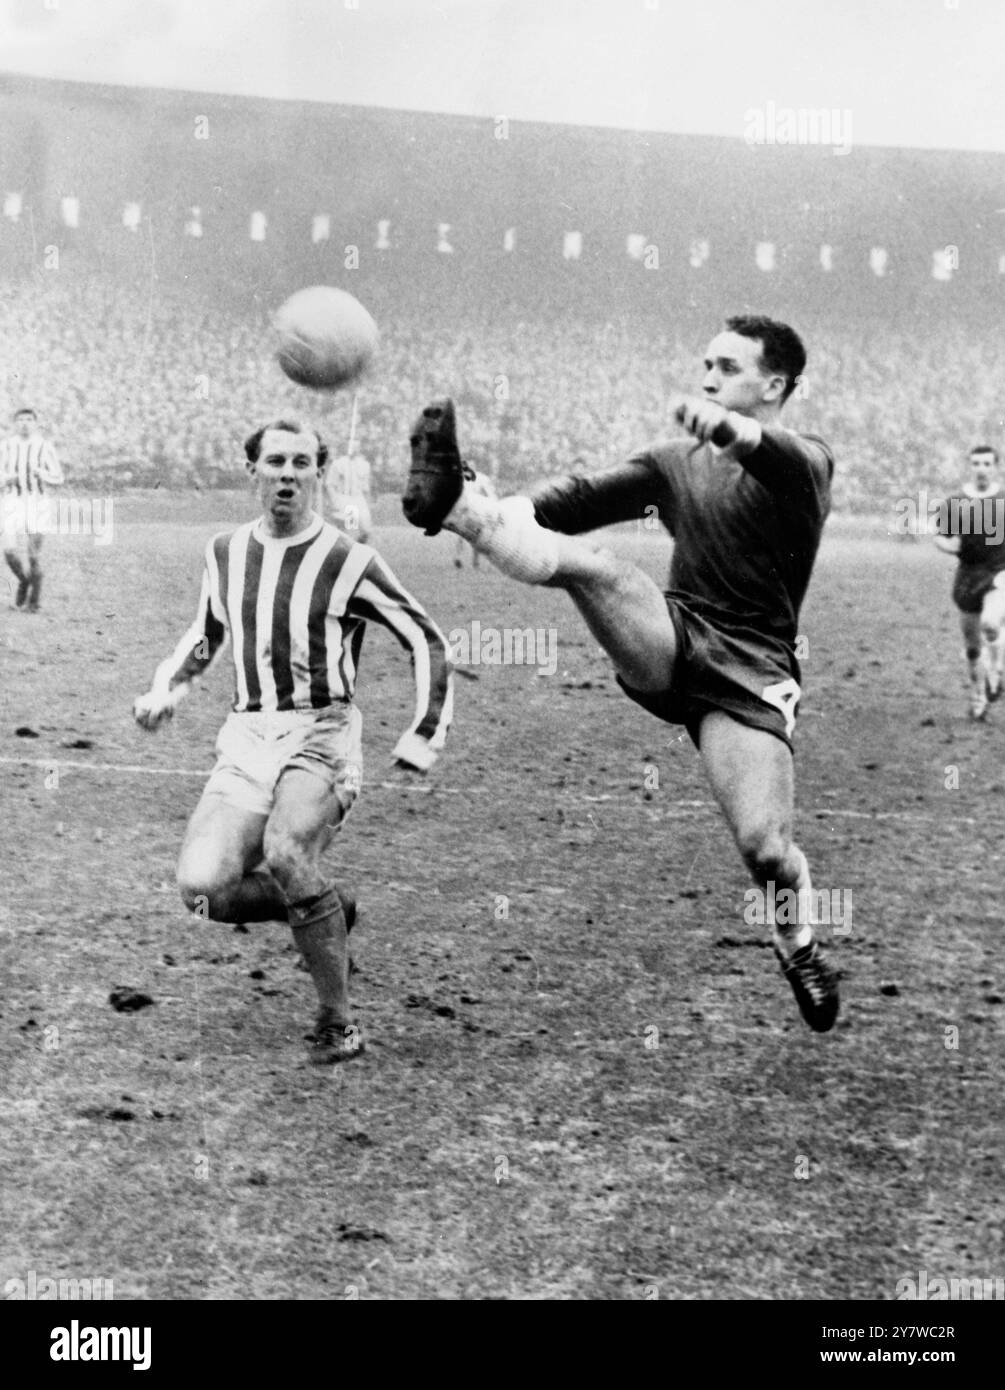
1, 0, 1002, 1340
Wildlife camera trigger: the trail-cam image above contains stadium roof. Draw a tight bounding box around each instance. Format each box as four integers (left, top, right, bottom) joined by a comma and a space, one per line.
0, 0, 1003, 154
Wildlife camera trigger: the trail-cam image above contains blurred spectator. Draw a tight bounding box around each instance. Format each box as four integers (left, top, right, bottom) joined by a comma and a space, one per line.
1, 267, 998, 513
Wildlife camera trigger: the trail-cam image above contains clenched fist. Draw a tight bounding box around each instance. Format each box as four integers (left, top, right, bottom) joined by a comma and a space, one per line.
671, 394, 762, 452
133, 682, 189, 731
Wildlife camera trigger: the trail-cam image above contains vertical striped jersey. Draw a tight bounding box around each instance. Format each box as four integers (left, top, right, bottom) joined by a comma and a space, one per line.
154, 514, 452, 769
1, 434, 64, 494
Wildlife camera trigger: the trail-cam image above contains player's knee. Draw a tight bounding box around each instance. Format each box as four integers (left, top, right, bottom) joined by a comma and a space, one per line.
592, 545, 625, 584
564, 544, 624, 592
737, 827, 791, 885
177, 855, 238, 919
262, 825, 310, 892
966, 644, 982, 662
177, 876, 233, 920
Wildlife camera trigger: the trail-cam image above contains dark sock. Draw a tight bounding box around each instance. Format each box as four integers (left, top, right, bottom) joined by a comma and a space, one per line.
288, 886, 350, 1022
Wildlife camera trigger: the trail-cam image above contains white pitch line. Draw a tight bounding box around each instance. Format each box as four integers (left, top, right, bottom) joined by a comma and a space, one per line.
0, 754, 210, 777
0, 756, 975, 823
0, 755, 471, 793
664, 798, 976, 827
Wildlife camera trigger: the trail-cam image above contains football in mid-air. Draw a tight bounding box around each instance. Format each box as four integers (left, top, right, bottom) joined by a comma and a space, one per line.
274, 286, 379, 391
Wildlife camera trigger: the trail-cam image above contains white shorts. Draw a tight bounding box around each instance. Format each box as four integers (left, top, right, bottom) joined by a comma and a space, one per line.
983, 576, 1005, 628
204, 705, 363, 818
1, 494, 53, 539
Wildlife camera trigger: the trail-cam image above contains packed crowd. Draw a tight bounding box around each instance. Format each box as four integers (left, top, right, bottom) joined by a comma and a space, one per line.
1, 269, 1001, 513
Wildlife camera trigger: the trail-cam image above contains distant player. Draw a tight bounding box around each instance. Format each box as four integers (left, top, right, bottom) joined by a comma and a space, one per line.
932, 444, 1005, 720
134, 417, 452, 1064
454, 467, 496, 569
1, 407, 64, 611
404, 316, 840, 1032
324, 448, 373, 543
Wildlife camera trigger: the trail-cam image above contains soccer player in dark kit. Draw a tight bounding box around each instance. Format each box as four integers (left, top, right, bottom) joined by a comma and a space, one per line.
932, 444, 1005, 721
402, 315, 840, 1031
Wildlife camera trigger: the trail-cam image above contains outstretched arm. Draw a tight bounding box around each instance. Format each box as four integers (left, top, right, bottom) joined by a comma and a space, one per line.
672, 395, 832, 506
530, 452, 668, 534
345, 554, 453, 770
134, 543, 229, 730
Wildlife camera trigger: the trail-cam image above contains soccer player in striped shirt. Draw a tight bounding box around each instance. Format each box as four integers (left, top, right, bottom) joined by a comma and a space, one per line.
1, 407, 64, 611
134, 417, 453, 1064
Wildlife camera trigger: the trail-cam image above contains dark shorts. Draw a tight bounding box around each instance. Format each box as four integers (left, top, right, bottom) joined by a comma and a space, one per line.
617, 599, 800, 752
952, 565, 1005, 615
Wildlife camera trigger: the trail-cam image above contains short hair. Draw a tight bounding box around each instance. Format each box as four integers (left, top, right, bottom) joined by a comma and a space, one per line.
970, 445, 999, 463
724, 315, 807, 403
14, 407, 36, 421
244, 418, 329, 471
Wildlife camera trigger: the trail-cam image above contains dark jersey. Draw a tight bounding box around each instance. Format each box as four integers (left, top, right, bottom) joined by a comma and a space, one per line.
937, 488, 1005, 572
532, 426, 834, 661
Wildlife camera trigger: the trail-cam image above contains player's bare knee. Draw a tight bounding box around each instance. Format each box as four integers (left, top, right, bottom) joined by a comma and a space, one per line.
561, 542, 623, 591
737, 827, 791, 886
262, 825, 312, 895
177, 868, 237, 920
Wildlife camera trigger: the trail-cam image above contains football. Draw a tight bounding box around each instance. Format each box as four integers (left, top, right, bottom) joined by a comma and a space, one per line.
274, 285, 379, 391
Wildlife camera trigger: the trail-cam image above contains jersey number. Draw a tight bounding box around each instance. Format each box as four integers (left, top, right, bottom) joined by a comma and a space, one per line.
761, 678, 801, 737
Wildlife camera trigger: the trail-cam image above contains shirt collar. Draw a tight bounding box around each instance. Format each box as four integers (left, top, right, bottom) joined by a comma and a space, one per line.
252, 512, 324, 546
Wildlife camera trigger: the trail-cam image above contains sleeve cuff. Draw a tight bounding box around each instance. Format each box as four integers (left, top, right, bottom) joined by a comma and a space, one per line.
730, 414, 762, 455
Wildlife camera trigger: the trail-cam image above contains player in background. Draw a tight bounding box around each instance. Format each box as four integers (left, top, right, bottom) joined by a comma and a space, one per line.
1, 407, 64, 611
134, 417, 453, 1064
403, 316, 840, 1032
932, 444, 1005, 720
324, 446, 373, 543
454, 466, 496, 569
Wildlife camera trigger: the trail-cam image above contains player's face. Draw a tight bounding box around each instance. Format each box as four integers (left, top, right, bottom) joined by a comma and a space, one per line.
14, 415, 34, 437
250, 428, 322, 533
701, 332, 785, 415
969, 452, 997, 492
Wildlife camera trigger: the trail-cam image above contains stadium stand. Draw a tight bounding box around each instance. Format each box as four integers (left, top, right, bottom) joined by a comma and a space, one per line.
2, 74, 1004, 511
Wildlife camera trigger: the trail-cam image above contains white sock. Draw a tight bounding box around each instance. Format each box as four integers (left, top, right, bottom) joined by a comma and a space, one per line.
771, 850, 814, 956
444, 485, 559, 585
